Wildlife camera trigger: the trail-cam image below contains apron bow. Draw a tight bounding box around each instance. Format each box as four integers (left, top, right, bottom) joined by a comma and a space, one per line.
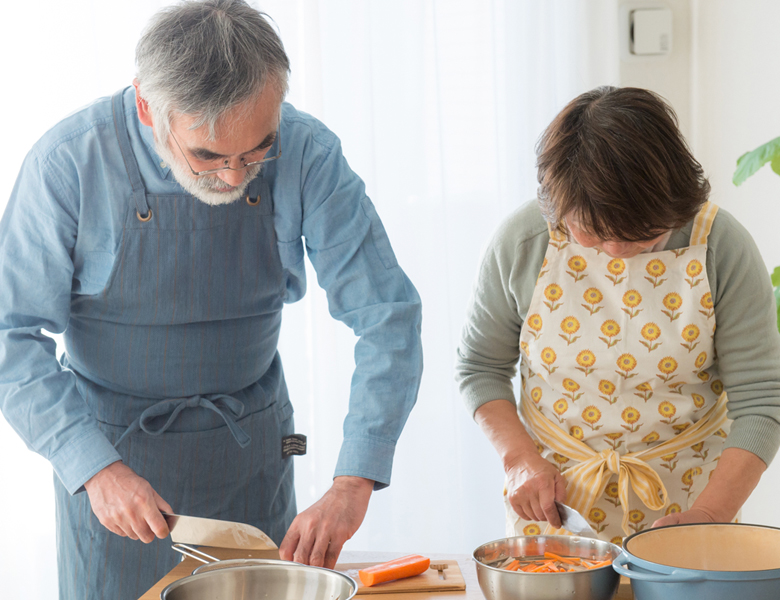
114, 394, 251, 449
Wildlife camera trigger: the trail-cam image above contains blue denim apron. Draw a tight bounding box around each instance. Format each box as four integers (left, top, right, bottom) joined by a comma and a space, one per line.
53, 90, 297, 600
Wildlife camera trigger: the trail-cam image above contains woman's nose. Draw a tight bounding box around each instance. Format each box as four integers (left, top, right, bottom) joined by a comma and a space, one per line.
600, 241, 637, 258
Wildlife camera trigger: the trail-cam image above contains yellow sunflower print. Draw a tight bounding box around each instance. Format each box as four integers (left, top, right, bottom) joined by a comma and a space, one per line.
575, 349, 597, 376
691, 393, 706, 409
527, 313, 543, 331
658, 400, 677, 423
582, 405, 602, 430
711, 380, 724, 395
542, 347, 557, 364
607, 259, 626, 275
552, 453, 570, 468
686, 260, 703, 277
700, 292, 713, 309
560, 316, 580, 334
553, 398, 569, 416
562, 378, 580, 392
523, 524, 541, 535
629, 510, 645, 524
520, 341, 530, 356
589, 507, 607, 524
531, 387, 543, 403
681, 324, 700, 342
622, 407, 641, 424
568, 255, 587, 272
642, 431, 660, 444
682, 466, 703, 490
598, 380, 616, 395
662, 292, 683, 321
601, 320, 620, 337
570, 425, 584, 440
605, 481, 621, 507
623, 290, 642, 307
641, 322, 661, 341
646, 259, 666, 277
544, 283, 564, 311
615, 353, 638, 379
610, 536, 623, 546
583, 287, 603, 304
695, 352, 707, 369
665, 503, 682, 515
658, 356, 678, 374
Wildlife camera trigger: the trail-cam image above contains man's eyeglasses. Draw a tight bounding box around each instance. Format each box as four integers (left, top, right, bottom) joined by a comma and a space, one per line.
170, 121, 282, 176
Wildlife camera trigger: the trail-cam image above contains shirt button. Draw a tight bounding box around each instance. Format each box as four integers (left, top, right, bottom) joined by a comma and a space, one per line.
160, 161, 167, 168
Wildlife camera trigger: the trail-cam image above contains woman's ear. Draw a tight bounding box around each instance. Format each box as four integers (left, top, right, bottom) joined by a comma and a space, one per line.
132, 79, 154, 128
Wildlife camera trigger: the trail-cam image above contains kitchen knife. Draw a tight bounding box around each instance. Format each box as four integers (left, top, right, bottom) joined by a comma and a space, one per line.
163, 513, 278, 550
555, 502, 599, 539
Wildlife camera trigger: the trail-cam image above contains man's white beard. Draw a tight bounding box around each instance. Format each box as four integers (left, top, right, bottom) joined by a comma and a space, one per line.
154, 138, 262, 206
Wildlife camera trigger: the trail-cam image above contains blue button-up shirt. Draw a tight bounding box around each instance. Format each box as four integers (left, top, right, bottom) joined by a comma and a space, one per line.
0, 87, 423, 494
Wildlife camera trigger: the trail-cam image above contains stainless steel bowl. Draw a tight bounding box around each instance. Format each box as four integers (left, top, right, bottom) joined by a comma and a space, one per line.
192, 557, 296, 574
473, 535, 621, 600
161, 561, 358, 600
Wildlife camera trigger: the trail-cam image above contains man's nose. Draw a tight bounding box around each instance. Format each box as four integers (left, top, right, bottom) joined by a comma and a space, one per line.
215, 167, 247, 188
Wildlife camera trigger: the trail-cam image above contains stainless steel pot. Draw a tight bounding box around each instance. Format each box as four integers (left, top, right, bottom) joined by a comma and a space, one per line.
161, 544, 357, 600
473, 535, 621, 600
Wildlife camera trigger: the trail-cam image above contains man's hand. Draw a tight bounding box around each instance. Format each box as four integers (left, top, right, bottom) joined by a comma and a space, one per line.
84, 461, 172, 543
505, 454, 567, 529
279, 475, 373, 569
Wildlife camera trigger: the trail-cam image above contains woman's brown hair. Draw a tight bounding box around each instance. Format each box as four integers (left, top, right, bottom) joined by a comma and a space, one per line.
536, 86, 710, 242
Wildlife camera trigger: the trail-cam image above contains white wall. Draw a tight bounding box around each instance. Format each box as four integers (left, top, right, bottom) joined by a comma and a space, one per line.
689, 0, 780, 525
619, 0, 780, 525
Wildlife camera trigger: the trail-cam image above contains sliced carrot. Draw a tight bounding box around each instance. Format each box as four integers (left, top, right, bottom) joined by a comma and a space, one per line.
504, 560, 521, 571
543, 552, 581, 565
358, 555, 431, 587
585, 560, 612, 569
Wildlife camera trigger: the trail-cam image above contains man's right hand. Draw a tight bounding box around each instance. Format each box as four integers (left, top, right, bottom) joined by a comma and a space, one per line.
84, 461, 172, 543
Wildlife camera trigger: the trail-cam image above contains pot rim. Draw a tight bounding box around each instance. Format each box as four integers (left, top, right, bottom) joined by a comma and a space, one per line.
621, 522, 780, 577
161, 561, 358, 599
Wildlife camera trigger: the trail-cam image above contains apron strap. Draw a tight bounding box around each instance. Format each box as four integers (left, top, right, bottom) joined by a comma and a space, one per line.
689, 201, 719, 246
546, 221, 568, 242
114, 394, 252, 449
111, 88, 152, 219
519, 388, 728, 535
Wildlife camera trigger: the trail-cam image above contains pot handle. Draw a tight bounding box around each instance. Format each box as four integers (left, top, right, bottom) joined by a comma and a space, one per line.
612, 552, 706, 583
172, 543, 220, 564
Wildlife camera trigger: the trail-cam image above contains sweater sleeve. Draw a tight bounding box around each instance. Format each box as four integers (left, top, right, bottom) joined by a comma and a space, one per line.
706, 210, 780, 466
455, 203, 549, 417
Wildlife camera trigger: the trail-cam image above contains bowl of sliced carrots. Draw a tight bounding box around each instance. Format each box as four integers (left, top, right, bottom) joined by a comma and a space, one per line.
473, 535, 621, 600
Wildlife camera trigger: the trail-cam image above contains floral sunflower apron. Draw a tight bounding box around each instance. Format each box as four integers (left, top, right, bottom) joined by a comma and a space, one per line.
507, 202, 729, 546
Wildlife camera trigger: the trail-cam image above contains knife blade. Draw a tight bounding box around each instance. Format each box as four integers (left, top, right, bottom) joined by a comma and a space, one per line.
555, 502, 599, 539
163, 513, 278, 550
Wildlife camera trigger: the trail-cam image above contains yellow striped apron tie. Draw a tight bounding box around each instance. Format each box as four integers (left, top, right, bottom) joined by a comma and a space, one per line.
520, 388, 728, 535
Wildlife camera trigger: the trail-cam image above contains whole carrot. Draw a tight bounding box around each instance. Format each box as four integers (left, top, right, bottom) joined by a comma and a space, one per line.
358, 555, 431, 587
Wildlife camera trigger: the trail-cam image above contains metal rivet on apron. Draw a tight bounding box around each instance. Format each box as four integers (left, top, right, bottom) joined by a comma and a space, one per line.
246, 195, 260, 206
136, 209, 153, 222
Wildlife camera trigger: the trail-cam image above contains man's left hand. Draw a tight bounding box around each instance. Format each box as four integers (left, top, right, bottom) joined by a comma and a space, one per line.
279, 475, 373, 569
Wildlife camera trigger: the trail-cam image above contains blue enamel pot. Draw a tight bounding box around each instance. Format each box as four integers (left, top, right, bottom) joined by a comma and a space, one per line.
613, 523, 780, 600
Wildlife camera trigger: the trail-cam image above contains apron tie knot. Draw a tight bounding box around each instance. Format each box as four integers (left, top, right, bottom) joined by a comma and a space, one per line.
114, 394, 251, 449
599, 449, 621, 474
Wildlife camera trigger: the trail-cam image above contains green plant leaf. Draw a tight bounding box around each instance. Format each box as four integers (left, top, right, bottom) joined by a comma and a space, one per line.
772, 266, 780, 288
733, 137, 780, 185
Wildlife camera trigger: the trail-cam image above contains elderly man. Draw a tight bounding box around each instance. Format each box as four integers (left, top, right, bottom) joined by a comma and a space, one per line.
0, 1, 422, 598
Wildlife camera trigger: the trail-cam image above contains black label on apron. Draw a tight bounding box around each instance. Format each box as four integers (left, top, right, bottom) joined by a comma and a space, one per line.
282, 434, 307, 457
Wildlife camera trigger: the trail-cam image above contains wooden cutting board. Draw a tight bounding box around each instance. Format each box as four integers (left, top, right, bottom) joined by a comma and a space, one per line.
336, 560, 466, 595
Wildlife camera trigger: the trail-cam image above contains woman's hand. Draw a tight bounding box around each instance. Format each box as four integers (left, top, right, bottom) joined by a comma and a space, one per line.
505, 454, 567, 528
652, 507, 716, 529
474, 399, 567, 528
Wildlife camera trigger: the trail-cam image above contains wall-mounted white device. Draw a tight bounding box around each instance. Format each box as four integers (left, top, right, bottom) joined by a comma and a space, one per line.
619, 1, 673, 61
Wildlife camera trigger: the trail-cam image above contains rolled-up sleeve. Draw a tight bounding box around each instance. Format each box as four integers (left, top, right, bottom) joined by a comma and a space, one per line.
0, 148, 120, 495
299, 136, 423, 489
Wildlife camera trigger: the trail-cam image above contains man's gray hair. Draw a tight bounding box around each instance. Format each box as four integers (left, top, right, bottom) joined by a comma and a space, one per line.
136, 0, 290, 140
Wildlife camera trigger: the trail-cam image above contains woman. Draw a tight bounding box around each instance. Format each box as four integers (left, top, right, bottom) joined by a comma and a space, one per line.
456, 86, 780, 545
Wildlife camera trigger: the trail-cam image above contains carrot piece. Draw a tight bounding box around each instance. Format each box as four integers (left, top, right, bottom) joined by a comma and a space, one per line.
585, 560, 612, 569
505, 560, 521, 571
358, 555, 431, 587
543, 552, 581, 565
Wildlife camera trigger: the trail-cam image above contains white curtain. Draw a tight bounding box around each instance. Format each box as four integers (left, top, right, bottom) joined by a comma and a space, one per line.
0, 1, 618, 597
